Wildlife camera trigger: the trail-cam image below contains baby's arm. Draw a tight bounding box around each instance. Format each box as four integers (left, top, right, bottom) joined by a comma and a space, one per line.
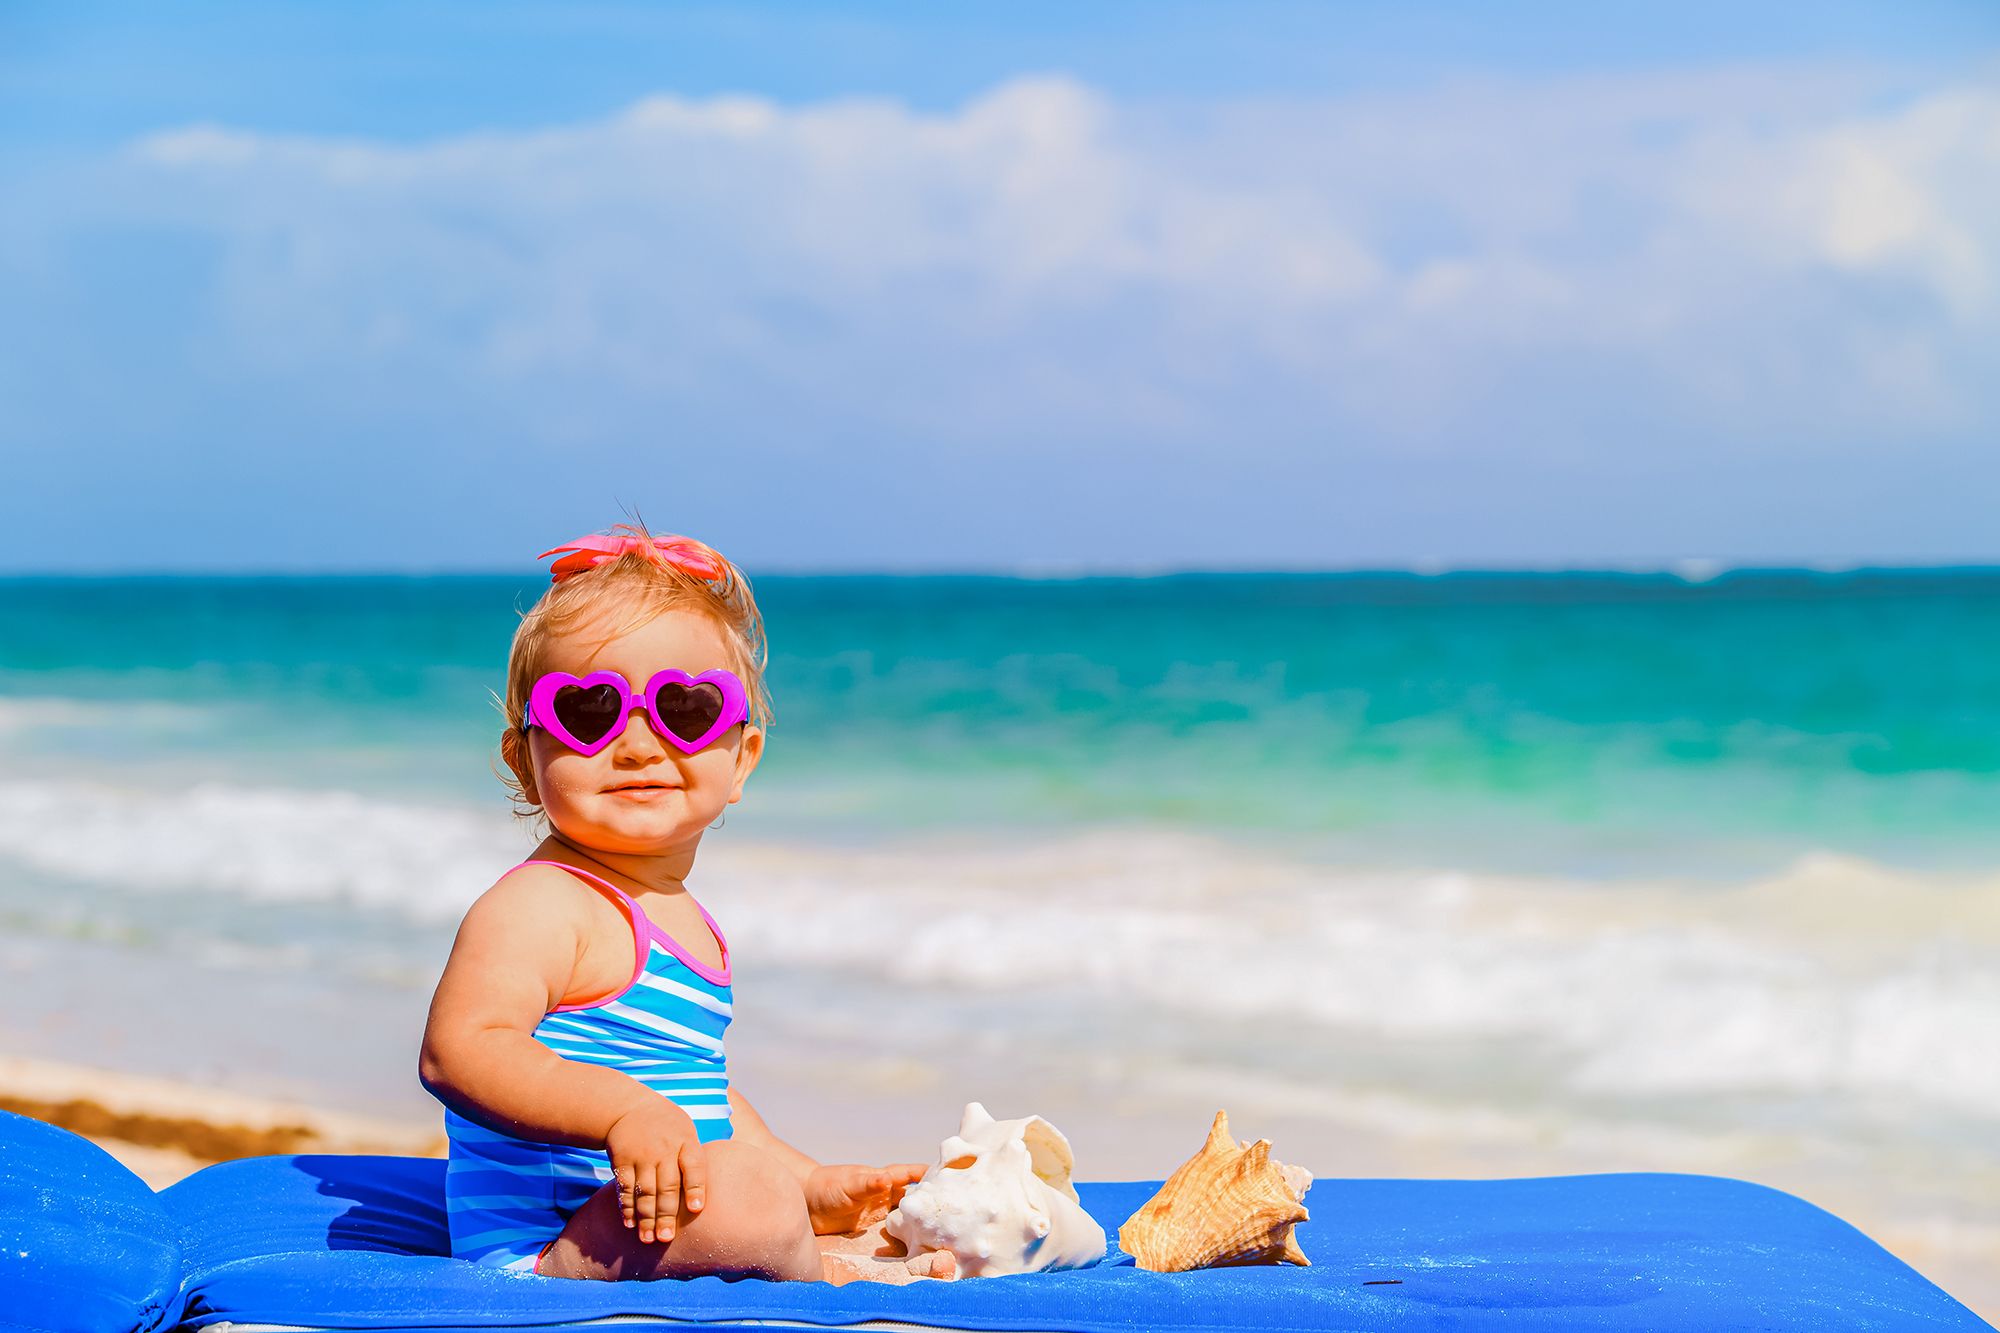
419, 871, 707, 1242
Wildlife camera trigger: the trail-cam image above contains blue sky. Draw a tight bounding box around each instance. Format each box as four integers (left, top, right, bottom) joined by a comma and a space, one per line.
3, 2, 1997, 572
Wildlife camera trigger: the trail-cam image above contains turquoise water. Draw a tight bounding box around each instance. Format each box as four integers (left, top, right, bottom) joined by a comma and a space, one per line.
2, 569, 1996, 1280
5, 568, 2000, 874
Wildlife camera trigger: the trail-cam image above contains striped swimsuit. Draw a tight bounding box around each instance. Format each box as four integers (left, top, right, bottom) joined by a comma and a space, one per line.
442, 859, 735, 1272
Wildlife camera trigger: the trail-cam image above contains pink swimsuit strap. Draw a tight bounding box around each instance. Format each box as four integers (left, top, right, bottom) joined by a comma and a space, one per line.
515, 858, 732, 989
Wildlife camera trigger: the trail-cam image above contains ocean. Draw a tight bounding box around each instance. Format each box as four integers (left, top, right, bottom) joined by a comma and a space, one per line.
1, 569, 1995, 1297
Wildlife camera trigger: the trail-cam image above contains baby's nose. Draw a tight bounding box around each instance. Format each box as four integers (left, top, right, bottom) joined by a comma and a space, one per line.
610, 708, 673, 758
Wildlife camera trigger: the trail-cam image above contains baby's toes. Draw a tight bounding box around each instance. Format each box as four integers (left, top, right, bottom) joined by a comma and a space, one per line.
821, 1252, 871, 1287
907, 1248, 959, 1281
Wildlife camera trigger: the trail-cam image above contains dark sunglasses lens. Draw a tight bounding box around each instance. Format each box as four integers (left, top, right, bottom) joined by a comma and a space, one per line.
551, 683, 624, 746
654, 681, 727, 743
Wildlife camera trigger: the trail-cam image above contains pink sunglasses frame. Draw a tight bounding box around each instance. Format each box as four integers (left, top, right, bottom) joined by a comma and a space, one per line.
520, 668, 751, 757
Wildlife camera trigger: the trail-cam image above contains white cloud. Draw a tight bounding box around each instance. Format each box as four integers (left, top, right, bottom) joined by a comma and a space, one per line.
43, 62, 2000, 464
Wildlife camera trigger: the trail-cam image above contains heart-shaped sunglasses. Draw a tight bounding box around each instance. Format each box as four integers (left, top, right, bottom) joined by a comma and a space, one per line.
520, 669, 750, 757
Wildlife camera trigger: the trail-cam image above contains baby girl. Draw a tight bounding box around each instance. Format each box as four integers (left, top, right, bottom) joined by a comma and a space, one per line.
419, 526, 954, 1284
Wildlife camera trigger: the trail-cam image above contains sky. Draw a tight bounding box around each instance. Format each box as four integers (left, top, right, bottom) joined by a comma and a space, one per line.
3, 2, 1998, 573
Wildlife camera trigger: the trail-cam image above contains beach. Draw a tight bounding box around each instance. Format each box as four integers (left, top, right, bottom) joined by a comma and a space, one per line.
2, 570, 1995, 1320
4, 825, 1994, 1319
0, 1054, 439, 1189
9, 0, 1995, 1316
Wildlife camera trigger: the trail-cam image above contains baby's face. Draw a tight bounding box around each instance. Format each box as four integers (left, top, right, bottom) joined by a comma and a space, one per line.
525, 608, 763, 856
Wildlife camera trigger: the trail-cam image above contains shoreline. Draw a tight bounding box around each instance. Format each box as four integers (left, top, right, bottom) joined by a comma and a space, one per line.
0, 1054, 439, 1189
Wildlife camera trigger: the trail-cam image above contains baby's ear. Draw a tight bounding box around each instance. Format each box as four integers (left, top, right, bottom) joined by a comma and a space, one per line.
500, 729, 542, 807
728, 725, 765, 802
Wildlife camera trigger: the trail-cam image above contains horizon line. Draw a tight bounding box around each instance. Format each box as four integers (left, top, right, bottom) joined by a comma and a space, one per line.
8, 558, 2000, 582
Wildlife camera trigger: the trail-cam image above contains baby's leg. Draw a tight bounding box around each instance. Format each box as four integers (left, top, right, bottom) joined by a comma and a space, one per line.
817, 1222, 960, 1286
539, 1141, 820, 1282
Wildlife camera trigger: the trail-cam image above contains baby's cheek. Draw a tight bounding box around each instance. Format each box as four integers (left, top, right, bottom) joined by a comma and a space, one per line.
536, 757, 605, 806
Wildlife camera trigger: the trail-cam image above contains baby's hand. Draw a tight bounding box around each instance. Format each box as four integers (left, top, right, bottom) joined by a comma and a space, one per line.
604, 1099, 708, 1245
804, 1161, 929, 1236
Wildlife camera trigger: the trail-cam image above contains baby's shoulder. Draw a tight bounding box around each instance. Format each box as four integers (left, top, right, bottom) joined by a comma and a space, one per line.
464, 862, 610, 932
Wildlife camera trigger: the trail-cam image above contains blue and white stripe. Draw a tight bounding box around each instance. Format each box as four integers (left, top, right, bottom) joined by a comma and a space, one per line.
444, 931, 735, 1271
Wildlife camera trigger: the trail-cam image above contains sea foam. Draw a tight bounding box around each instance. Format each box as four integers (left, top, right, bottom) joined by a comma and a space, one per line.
1, 777, 1995, 1120
0, 778, 521, 920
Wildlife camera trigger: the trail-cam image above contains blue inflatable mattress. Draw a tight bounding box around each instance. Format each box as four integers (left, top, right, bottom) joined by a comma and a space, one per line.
0, 1111, 183, 1333
155, 1150, 1991, 1332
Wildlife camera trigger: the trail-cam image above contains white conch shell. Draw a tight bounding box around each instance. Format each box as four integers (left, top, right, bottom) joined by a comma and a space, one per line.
883, 1102, 1108, 1277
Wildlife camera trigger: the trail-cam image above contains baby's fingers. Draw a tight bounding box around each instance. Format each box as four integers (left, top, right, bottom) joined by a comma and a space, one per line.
616, 1164, 637, 1232
680, 1140, 708, 1215
633, 1160, 659, 1243
887, 1162, 927, 1204
654, 1157, 682, 1244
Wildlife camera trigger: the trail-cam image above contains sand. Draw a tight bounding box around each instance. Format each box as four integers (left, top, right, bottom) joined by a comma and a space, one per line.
0, 1054, 440, 1189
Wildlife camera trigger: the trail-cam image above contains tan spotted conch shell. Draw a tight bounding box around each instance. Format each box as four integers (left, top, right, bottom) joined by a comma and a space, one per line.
1118, 1111, 1313, 1271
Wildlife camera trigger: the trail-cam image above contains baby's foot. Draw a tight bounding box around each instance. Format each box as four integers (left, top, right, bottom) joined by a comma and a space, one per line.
907, 1248, 958, 1281
820, 1247, 959, 1286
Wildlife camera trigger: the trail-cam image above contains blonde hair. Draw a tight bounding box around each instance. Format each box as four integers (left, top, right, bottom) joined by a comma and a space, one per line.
495, 523, 772, 817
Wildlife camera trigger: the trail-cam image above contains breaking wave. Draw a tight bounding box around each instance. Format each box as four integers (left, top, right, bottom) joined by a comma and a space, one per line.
2, 778, 1995, 1119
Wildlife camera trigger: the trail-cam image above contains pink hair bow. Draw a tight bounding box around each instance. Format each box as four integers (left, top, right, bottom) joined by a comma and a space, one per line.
537, 533, 726, 584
